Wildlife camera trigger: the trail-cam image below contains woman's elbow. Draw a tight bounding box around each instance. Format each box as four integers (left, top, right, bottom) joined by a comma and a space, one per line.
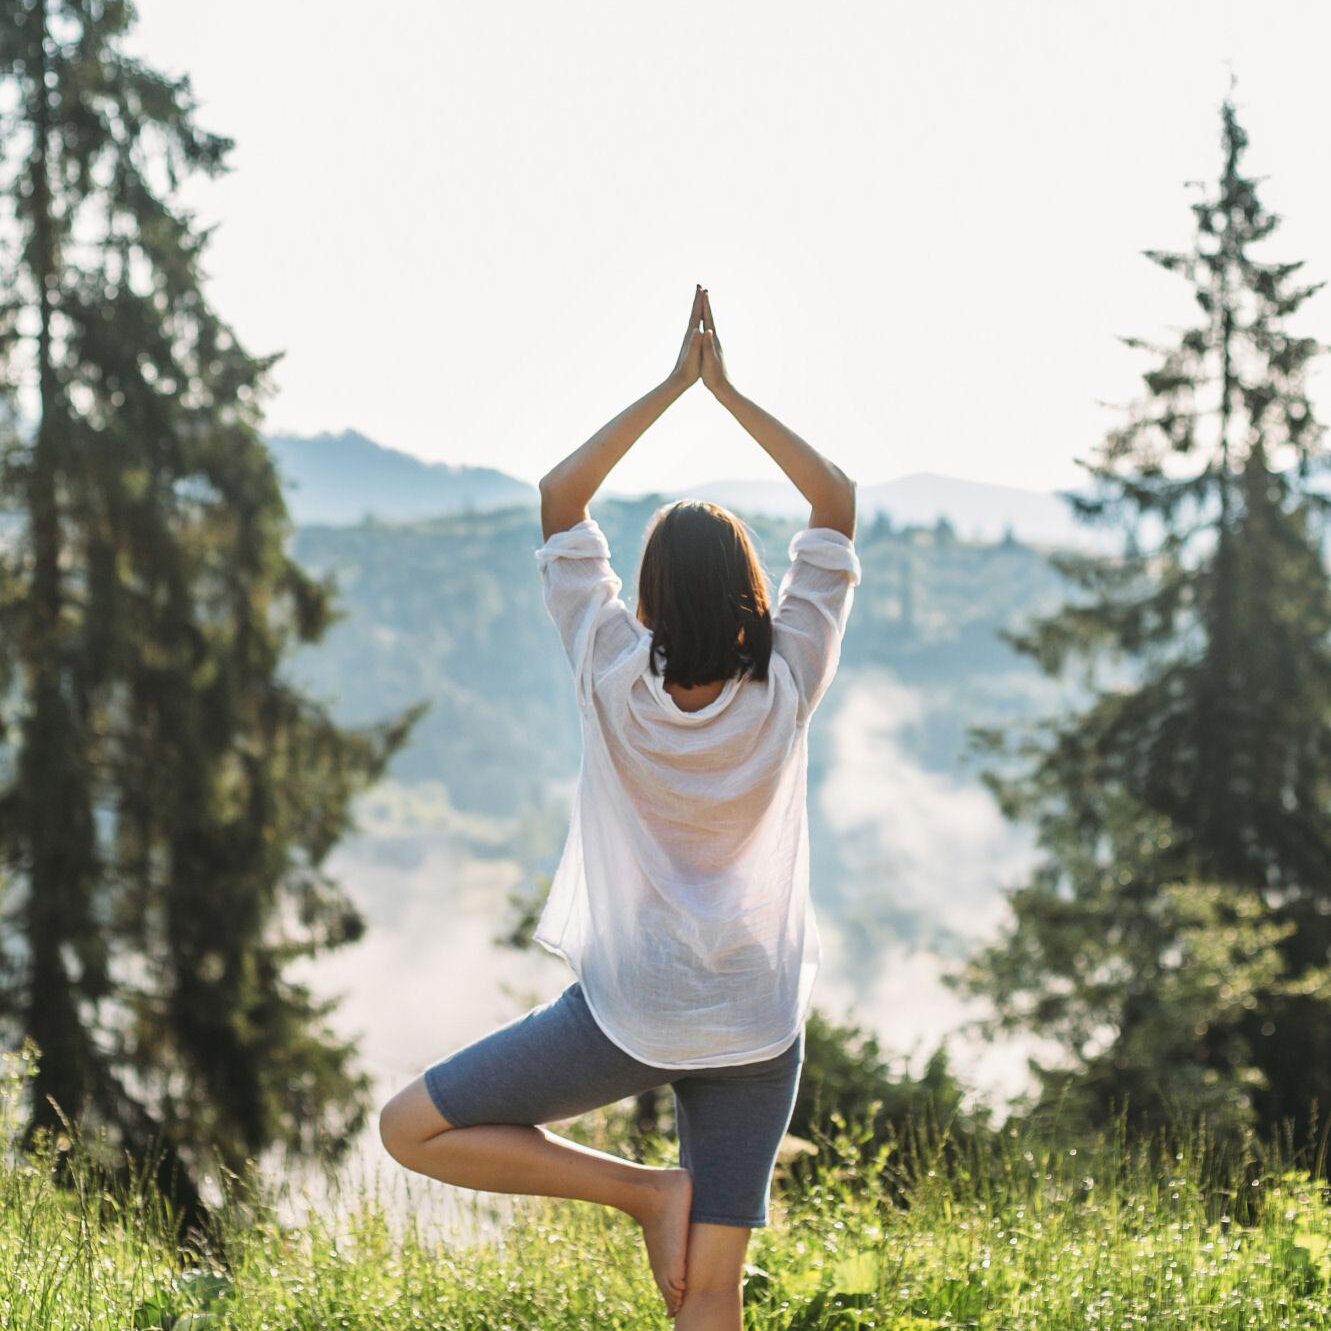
539, 478, 591, 540
812, 473, 857, 538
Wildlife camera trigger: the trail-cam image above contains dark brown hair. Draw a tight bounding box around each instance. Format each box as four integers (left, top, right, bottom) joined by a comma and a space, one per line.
635, 499, 773, 687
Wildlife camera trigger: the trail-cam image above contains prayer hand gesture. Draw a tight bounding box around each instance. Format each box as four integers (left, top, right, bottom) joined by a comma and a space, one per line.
699, 288, 730, 397
670, 285, 706, 390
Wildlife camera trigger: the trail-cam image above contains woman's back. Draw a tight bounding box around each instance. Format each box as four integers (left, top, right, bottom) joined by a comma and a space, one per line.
533, 517, 862, 1067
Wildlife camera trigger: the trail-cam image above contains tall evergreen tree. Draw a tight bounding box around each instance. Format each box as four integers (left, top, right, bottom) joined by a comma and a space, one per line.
0, 0, 420, 1225
956, 96, 1331, 1143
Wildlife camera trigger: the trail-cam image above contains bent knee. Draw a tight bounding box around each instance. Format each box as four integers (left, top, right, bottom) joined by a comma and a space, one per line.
377, 1097, 411, 1160
378, 1079, 454, 1159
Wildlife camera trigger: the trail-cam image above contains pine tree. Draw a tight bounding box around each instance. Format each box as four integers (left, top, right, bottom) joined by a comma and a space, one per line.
0, 0, 421, 1225
955, 95, 1331, 1144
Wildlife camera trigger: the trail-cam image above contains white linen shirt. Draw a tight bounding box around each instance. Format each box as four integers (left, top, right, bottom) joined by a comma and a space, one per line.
532, 516, 862, 1067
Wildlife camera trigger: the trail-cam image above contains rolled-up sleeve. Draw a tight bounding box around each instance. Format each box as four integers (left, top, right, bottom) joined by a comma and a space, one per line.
535, 518, 643, 708
771, 526, 862, 723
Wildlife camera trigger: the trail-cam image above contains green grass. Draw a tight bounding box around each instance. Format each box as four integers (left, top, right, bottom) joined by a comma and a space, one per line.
3, 1041, 1330, 1329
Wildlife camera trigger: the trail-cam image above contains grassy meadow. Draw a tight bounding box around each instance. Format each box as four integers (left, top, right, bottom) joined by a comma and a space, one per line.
4, 1045, 1331, 1329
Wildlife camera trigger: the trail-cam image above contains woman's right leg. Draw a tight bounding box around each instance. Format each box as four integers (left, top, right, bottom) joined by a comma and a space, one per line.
668, 1026, 807, 1327
673, 1223, 752, 1330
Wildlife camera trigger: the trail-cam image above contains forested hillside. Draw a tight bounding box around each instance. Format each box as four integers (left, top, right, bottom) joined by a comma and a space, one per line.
286, 499, 1076, 815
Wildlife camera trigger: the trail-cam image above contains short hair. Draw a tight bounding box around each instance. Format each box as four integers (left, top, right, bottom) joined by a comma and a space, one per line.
636, 499, 773, 687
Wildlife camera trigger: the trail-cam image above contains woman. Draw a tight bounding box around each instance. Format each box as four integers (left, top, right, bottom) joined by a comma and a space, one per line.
379, 285, 861, 1330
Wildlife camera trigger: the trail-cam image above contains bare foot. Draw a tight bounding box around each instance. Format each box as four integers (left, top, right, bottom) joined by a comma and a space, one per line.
634, 1167, 693, 1317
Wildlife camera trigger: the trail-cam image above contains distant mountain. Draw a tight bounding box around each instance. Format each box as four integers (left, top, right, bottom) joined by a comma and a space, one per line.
264, 428, 1123, 551
865, 472, 1109, 549
266, 429, 535, 525
672, 471, 1120, 551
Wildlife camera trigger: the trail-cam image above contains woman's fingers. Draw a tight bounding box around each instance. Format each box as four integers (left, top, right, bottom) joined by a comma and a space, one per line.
672, 285, 707, 386
701, 288, 720, 351
697, 288, 729, 394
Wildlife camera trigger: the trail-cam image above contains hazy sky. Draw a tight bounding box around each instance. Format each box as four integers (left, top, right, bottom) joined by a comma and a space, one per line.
127, 1, 1331, 496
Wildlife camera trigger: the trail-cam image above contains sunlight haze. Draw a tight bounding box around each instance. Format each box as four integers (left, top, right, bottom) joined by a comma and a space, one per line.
127, 0, 1331, 498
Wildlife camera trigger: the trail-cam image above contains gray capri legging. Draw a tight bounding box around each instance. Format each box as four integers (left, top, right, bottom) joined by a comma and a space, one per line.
422, 980, 806, 1229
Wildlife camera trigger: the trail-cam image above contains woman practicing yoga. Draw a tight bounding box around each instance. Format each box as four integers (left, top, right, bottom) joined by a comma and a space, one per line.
378, 285, 861, 1329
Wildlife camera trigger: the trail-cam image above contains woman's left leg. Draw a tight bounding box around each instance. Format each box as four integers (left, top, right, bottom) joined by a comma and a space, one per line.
380, 1075, 687, 1223
377, 982, 693, 1316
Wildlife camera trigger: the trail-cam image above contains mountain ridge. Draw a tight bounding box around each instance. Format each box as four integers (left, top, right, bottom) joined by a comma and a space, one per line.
267, 428, 535, 525
269, 428, 1112, 549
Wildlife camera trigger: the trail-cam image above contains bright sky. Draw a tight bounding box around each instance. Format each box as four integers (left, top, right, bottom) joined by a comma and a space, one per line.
127, 0, 1331, 496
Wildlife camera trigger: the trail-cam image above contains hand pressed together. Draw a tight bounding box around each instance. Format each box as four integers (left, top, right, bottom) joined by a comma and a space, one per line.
671, 285, 706, 388
699, 288, 730, 396
671, 284, 730, 396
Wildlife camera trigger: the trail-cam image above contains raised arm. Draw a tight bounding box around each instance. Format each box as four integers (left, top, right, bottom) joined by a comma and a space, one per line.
539, 285, 706, 541
699, 289, 856, 538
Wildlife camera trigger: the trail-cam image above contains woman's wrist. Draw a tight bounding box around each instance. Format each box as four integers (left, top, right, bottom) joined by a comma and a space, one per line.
711, 379, 741, 410
663, 369, 695, 399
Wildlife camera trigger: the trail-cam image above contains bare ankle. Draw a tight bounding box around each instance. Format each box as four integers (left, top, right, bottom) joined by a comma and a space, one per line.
629, 1165, 689, 1221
